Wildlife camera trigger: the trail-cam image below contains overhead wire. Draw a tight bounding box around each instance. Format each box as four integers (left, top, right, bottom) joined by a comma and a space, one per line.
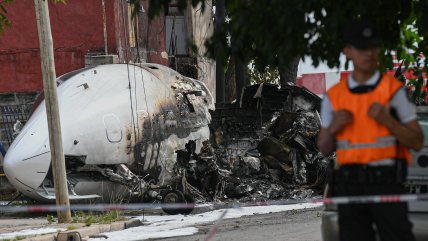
137, 65, 152, 141
135, 2, 153, 176
128, 8, 165, 178
132, 63, 140, 141
130, 10, 141, 142
119, 0, 138, 151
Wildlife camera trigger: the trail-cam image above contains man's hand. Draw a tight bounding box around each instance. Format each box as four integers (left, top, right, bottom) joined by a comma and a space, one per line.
329, 110, 353, 136
368, 102, 392, 125
368, 102, 423, 151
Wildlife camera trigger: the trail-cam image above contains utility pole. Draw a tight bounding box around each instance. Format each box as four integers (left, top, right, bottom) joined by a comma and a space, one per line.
34, 0, 71, 223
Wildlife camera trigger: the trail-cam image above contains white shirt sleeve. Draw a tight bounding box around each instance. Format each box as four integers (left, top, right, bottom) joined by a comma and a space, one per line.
389, 87, 417, 123
320, 95, 334, 128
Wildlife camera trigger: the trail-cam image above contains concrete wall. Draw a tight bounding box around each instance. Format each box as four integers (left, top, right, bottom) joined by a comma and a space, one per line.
185, 1, 216, 95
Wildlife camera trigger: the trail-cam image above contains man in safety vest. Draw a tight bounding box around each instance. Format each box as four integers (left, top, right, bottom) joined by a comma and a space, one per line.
317, 20, 423, 241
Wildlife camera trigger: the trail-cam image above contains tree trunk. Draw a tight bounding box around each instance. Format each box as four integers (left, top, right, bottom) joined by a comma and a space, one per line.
225, 56, 236, 102
235, 59, 246, 100
279, 56, 300, 88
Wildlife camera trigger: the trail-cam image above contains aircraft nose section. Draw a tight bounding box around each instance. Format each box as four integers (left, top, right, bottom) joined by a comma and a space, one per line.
3, 116, 51, 193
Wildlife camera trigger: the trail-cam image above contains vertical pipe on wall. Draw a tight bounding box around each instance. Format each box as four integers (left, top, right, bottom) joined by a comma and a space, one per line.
102, 0, 108, 55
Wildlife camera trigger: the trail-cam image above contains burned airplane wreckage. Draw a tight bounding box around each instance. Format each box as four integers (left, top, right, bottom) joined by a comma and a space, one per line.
4, 64, 214, 209
172, 83, 332, 205
4, 63, 331, 214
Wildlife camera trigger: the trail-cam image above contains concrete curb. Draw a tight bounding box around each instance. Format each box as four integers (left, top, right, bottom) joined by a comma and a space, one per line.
21, 219, 143, 241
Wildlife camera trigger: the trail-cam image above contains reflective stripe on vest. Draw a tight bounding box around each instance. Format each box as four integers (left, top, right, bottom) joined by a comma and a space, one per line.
337, 136, 397, 150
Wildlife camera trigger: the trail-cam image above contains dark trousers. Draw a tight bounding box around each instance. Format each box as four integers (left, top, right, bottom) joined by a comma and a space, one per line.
339, 201, 415, 241
334, 164, 415, 241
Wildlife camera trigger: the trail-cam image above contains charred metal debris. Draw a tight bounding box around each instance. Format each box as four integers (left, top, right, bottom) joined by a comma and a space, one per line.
172, 83, 334, 203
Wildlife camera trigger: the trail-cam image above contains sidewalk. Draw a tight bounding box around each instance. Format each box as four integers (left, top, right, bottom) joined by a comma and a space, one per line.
0, 215, 143, 241
0, 204, 204, 241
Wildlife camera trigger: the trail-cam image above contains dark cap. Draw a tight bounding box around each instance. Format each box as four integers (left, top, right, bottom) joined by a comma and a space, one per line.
343, 20, 381, 49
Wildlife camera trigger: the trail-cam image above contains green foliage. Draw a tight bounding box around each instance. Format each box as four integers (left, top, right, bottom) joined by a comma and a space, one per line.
144, 1, 427, 73
71, 211, 125, 227
209, 0, 418, 72
404, 58, 428, 106
67, 225, 77, 230
0, 192, 16, 201
248, 61, 279, 85
395, 15, 428, 106
144, 0, 428, 104
84, 215, 94, 226
46, 214, 55, 223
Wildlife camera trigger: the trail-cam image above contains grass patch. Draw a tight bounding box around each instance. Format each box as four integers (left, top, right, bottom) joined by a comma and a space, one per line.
67, 225, 78, 230
0, 193, 16, 201
3, 236, 27, 241
47, 214, 55, 223
71, 211, 126, 226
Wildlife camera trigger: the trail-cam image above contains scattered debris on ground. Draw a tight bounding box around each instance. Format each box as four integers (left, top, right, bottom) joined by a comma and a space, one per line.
171, 83, 333, 203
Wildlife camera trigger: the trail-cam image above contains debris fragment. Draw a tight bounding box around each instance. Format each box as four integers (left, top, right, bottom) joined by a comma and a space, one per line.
173, 83, 333, 203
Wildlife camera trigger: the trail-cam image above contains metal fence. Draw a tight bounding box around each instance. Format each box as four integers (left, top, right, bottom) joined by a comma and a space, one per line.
0, 104, 33, 151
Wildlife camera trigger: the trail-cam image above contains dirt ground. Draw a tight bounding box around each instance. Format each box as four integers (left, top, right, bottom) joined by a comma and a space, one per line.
154, 207, 323, 241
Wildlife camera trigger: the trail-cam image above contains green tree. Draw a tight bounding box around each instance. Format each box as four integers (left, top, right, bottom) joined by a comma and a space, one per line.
144, 0, 427, 79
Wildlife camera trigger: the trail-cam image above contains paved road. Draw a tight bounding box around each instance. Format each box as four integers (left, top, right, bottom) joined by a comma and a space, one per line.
0, 205, 323, 241
154, 208, 323, 241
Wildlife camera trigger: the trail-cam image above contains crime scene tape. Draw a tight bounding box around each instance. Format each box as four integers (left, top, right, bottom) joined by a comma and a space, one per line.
204, 209, 229, 241
0, 193, 428, 213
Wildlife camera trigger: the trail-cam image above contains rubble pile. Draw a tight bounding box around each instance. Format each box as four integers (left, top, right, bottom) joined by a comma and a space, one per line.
172, 83, 334, 203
